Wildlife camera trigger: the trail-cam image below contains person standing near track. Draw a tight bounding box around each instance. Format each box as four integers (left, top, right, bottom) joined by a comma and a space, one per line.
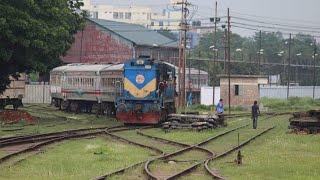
251, 101, 260, 129
216, 99, 224, 125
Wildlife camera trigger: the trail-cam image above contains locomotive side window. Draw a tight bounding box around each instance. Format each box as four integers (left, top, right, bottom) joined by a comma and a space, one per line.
66, 77, 94, 87
50, 76, 57, 85
50, 75, 61, 86
101, 78, 122, 88
56, 76, 61, 86
67, 78, 73, 87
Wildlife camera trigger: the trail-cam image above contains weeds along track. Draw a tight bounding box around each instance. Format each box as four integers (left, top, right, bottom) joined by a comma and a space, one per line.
0, 126, 128, 164
0, 126, 116, 146
91, 126, 168, 180
91, 124, 250, 180
204, 126, 276, 179
143, 124, 248, 180
145, 114, 280, 179
164, 126, 276, 180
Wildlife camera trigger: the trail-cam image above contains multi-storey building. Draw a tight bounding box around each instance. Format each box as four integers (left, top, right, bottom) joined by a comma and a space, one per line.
82, 0, 181, 30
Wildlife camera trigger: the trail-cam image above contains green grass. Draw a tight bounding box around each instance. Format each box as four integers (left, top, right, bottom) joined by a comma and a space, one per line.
261, 97, 320, 111
178, 97, 320, 114
0, 137, 156, 180
0, 104, 122, 137
202, 117, 277, 154
114, 130, 181, 153
108, 164, 148, 180
211, 115, 320, 180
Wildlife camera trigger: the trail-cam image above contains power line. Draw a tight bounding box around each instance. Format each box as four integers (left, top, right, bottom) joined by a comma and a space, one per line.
231, 11, 320, 26
231, 21, 320, 34
232, 17, 320, 30
232, 24, 320, 38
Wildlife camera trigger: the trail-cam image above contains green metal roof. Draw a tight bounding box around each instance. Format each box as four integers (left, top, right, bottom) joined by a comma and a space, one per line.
88, 18, 178, 48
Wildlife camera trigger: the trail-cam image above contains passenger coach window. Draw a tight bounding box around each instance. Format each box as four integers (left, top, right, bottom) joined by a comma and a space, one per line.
101, 78, 122, 88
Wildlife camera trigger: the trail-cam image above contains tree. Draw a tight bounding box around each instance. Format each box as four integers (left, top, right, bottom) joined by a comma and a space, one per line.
156, 29, 177, 41
0, 0, 86, 93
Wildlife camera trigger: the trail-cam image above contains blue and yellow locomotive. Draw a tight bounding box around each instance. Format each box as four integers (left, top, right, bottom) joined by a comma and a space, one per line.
116, 56, 176, 124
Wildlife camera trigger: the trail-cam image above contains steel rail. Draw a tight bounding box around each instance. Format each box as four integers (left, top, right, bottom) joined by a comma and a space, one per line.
0, 130, 106, 164
167, 126, 276, 180
0, 126, 121, 146
144, 124, 248, 179
204, 126, 276, 179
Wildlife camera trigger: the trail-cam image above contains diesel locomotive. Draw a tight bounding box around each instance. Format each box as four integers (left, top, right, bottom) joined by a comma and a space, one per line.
115, 57, 176, 124
49, 56, 176, 124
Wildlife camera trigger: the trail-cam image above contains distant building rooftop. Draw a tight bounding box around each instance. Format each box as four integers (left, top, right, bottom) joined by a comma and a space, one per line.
218, 75, 268, 78
88, 18, 178, 48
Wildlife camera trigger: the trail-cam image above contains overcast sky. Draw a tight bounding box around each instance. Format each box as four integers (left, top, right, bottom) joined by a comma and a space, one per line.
92, 0, 320, 37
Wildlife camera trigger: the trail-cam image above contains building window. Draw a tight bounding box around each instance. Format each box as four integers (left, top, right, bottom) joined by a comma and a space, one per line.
235, 85, 240, 96
119, 12, 124, 19
200, 79, 206, 85
113, 12, 119, 19
92, 12, 98, 19
159, 21, 163, 26
125, 12, 131, 19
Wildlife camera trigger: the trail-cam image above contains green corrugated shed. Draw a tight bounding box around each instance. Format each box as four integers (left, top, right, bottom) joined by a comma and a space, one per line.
88, 18, 178, 48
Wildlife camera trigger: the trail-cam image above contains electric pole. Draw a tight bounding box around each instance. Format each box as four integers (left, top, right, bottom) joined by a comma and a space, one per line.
287, 33, 292, 99
177, 0, 190, 110
313, 38, 317, 99
212, 0, 217, 106
224, 28, 227, 74
259, 30, 262, 75
227, 8, 231, 114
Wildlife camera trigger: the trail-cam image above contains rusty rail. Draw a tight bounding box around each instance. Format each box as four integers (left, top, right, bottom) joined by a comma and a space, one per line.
204, 126, 276, 179
143, 125, 248, 179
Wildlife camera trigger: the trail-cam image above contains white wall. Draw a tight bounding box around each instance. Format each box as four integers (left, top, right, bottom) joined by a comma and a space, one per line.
23, 85, 51, 104
200, 87, 220, 106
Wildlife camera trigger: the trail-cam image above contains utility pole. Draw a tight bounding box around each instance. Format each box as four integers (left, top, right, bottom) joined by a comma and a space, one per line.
224, 28, 227, 74
287, 33, 292, 99
313, 39, 317, 99
212, 0, 217, 106
227, 8, 231, 114
178, 30, 182, 108
188, 49, 191, 105
198, 51, 201, 89
177, 0, 190, 110
259, 30, 262, 75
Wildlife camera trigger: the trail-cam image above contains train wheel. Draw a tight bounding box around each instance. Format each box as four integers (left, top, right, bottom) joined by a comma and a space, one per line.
70, 101, 80, 113
0, 100, 5, 110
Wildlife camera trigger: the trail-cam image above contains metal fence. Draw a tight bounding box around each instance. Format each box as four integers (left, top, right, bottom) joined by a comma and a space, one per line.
23, 84, 51, 104
260, 86, 320, 99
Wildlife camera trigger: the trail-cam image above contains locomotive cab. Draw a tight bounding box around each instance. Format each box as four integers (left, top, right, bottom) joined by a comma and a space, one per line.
116, 56, 176, 124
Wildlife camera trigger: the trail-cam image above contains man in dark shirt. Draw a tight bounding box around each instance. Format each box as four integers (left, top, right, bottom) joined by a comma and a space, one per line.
252, 101, 260, 129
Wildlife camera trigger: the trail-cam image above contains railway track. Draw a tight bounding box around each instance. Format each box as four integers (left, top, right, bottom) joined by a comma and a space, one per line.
204, 126, 276, 179
0, 126, 129, 164
143, 124, 249, 179
142, 114, 279, 179
91, 124, 247, 180
1, 110, 286, 179
165, 126, 276, 180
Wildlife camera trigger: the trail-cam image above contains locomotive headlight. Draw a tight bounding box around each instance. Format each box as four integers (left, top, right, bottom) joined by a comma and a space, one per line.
118, 103, 126, 111
136, 59, 144, 65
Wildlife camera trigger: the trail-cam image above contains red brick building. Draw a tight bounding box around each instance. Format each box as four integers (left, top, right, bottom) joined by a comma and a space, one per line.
219, 75, 269, 106
62, 18, 179, 63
